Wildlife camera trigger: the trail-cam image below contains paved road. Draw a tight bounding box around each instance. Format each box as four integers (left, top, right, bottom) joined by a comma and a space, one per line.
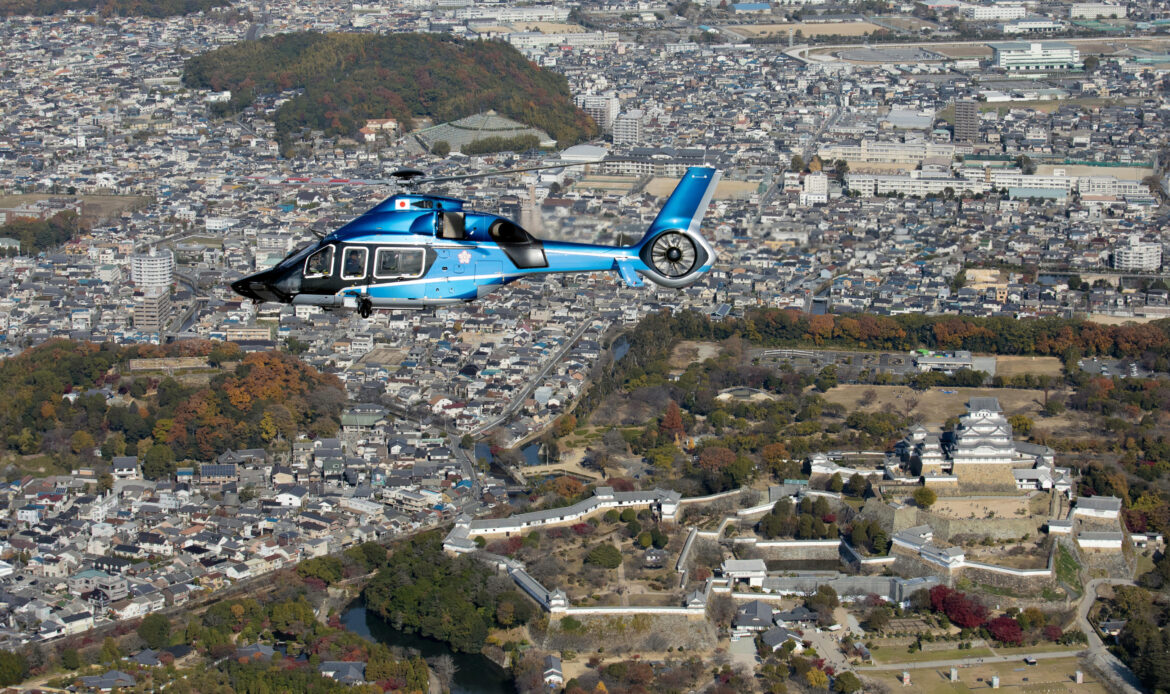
468, 314, 595, 437
1076, 578, 1144, 694
804, 628, 851, 673
860, 649, 1079, 671
860, 577, 1143, 692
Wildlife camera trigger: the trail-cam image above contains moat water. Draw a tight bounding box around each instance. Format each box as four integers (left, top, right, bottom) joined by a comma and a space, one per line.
342, 603, 513, 694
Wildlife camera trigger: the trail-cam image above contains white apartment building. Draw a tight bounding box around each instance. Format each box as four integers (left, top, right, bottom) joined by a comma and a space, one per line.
130, 247, 174, 288
1113, 239, 1162, 272
508, 31, 619, 51
800, 172, 829, 206
961, 3, 1026, 20
1069, 3, 1125, 18
574, 93, 621, 131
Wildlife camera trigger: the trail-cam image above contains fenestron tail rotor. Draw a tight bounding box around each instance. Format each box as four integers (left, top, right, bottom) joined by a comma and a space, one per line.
649, 231, 697, 278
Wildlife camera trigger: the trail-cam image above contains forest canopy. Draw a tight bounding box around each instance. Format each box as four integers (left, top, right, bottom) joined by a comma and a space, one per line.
0, 210, 83, 255
0, 0, 229, 17
0, 339, 344, 473
183, 32, 598, 148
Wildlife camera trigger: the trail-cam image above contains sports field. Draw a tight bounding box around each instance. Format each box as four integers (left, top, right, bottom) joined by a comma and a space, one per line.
993, 356, 1064, 378
645, 177, 759, 200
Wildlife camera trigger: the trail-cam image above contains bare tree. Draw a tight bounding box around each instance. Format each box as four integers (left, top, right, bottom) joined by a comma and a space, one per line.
708, 593, 735, 628
428, 654, 456, 691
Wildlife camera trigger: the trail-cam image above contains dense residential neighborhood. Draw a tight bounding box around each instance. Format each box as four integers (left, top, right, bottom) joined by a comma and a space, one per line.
3, 0, 1170, 692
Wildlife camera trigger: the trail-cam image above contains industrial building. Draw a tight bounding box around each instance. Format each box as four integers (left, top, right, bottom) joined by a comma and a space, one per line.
991, 41, 1080, 70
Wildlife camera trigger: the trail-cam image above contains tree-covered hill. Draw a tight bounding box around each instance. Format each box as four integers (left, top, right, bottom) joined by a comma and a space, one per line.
183, 32, 598, 149
0, 0, 230, 17
0, 340, 344, 478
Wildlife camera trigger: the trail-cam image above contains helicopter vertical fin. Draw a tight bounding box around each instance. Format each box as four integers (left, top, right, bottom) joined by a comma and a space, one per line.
636, 166, 721, 246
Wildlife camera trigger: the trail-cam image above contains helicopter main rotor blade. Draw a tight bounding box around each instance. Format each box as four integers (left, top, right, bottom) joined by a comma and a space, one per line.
414, 159, 610, 185
232, 158, 620, 188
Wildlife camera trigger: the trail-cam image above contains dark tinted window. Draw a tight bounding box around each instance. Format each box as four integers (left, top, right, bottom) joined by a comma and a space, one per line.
490, 220, 530, 244
374, 248, 425, 278
304, 246, 333, 278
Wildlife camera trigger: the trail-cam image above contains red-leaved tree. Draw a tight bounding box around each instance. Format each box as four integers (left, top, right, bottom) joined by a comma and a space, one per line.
986, 616, 1024, 645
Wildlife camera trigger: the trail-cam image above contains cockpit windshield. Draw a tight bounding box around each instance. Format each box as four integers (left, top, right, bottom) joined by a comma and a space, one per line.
277, 243, 316, 270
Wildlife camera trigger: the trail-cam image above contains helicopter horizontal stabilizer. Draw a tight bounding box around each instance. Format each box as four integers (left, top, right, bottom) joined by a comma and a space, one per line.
614, 258, 644, 287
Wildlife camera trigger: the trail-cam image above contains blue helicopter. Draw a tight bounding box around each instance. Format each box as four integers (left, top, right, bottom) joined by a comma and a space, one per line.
231, 162, 721, 317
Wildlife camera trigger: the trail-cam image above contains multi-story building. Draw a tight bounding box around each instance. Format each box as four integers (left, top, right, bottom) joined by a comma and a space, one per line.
575, 94, 620, 131
1069, 3, 1125, 18
1113, 240, 1162, 272
949, 398, 1019, 486
991, 41, 1080, 70
954, 99, 979, 143
819, 139, 956, 165
1000, 18, 1067, 34
130, 247, 174, 288
454, 5, 569, 21
961, 4, 1026, 20
133, 287, 171, 333
612, 109, 644, 146
845, 172, 988, 197
800, 173, 829, 206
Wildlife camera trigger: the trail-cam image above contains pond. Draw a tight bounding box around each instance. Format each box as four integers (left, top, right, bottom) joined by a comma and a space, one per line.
341, 603, 513, 694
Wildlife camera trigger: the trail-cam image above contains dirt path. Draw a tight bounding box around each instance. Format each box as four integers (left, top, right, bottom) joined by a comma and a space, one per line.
614, 536, 629, 607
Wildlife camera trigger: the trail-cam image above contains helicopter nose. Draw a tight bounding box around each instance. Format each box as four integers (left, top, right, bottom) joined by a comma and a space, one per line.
232, 270, 283, 303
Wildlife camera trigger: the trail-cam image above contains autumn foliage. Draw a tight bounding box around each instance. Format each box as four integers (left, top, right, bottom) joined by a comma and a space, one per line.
0, 339, 344, 465
928, 585, 988, 629
184, 33, 599, 150
986, 616, 1024, 645
698, 446, 736, 471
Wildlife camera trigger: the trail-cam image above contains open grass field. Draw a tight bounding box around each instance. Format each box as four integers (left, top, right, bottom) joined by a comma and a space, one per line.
0, 193, 151, 224
573, 175, 638, 193
880, 16, 936, 31
820, 384, 1071, 427
727, 21, 884, 38
927, 495, 1035, 520
993, 356, 1064, 378
669, 340, 722, 372
867, 656, 1105, 694
983, 97, 1133, 116
644, 177, 759, 200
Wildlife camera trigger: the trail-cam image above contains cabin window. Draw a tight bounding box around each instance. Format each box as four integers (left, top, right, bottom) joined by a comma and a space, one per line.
304, 246, 334, 278
374, 247, 425, 279
341, 247, 367, 280
489, 219, 530, 244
